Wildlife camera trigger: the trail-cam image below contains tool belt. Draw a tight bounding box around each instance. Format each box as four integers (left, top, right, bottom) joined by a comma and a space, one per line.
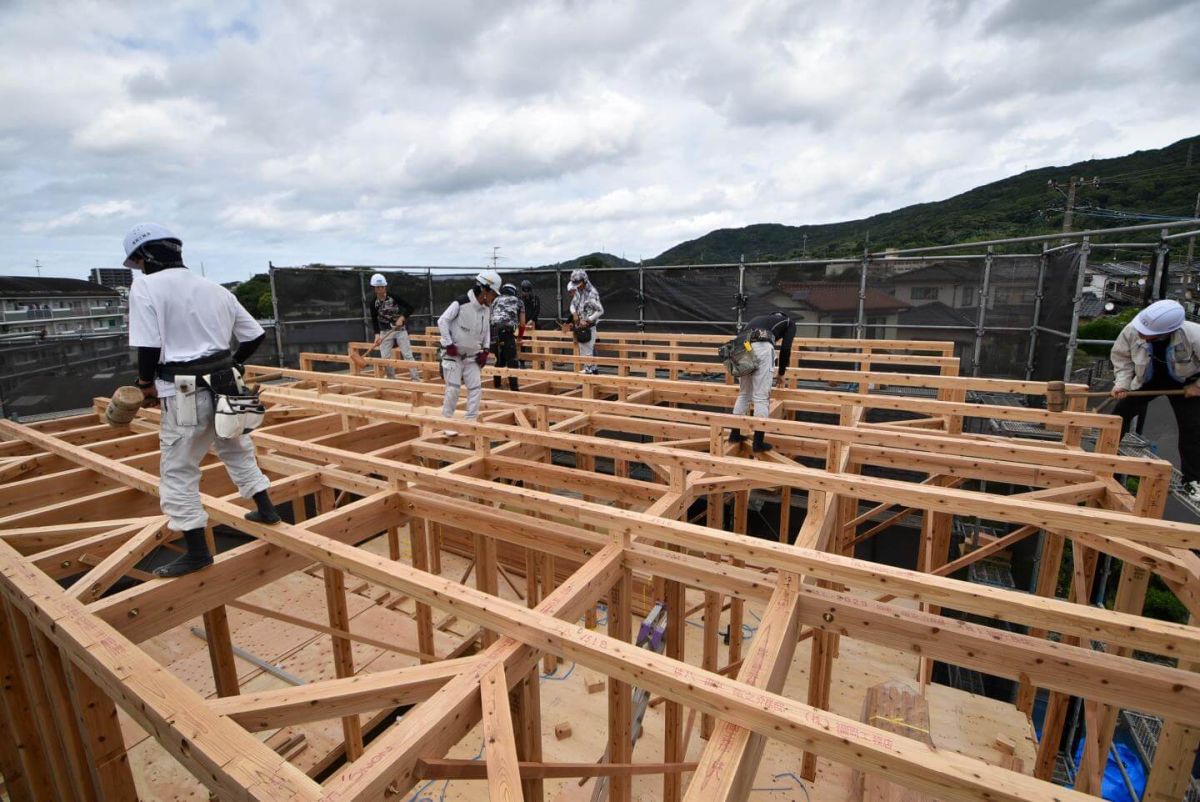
573, 324, 593, 344
745, 328, 774, 344
156, 351, 233, 382
158, 351, 264, 438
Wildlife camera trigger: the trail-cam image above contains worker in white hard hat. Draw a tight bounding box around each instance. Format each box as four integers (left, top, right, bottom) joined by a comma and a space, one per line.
123, 223, 281, 578
437, 269, 500, 431
368, 273, 421, 381
565, 268, 604, 374
1110, 299, 1200, 500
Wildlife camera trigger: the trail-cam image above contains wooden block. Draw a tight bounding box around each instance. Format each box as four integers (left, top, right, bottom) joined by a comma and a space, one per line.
849, 680, 937, 802
554, 722, 572, 740
583, 671, 606, 694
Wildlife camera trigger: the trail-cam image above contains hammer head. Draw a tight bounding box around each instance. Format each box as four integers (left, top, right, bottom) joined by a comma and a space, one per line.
1045, 380, 1066, 413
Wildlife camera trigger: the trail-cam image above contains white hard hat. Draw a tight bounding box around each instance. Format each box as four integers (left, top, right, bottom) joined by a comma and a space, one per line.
570, 268, 588, 285
1132, 299, 1185, 336
370, 273, 387, 287
123, 222, 180, 267
475, 269, 502, 293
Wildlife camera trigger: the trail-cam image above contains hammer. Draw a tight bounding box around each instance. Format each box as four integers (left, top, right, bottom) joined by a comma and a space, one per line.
1044, 380, 1187, 413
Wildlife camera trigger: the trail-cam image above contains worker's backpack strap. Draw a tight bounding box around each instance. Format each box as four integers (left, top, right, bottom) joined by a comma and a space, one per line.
718, 333, 758, 378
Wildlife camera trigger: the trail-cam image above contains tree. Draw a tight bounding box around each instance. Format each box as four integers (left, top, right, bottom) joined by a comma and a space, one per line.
256, 289, 274, 319
233, 274, 272, 319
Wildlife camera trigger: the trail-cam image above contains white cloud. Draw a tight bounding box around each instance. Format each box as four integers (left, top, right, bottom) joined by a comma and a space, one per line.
22, 199, 143, 233
0, 0, 1194, 282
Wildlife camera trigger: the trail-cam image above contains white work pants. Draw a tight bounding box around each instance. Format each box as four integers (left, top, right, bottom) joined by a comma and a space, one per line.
441, 356, 482, 420
380, 329, 420, 380
159, 390, 270, 531
732, 341, 775, 419
579, 325, 598, 367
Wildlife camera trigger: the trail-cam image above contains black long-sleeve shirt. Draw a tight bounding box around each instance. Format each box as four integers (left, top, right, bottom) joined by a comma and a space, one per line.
743, 312, 796, 375
370, 292, 415, 334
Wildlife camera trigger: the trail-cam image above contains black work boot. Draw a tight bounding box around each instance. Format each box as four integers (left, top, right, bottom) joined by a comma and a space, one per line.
493, 375, 502, 389
752, 430, 773, 453
728, 428, 746, 444
508, 377, 519, 392
245, 490, 282, 524
153, 528, 213, 578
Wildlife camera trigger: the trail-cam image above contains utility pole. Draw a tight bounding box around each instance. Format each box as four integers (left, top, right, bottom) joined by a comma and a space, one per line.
1186, 191, 1199, 299
1048, 176, 1098, 239
1062, 178, 1078, 234
490, 247, 503, 269
802, 233, 808, 258
34, 258, 41, 277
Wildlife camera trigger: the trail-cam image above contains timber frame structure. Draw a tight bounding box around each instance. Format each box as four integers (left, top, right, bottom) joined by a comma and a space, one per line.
1, 330, 1199, 801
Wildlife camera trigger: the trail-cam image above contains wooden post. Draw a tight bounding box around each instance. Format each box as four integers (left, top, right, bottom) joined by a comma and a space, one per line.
4, 602, 74, 801
410, 517, 436, 663
323, 567, 365, 761
202, 605, 241, 698
664, 575, 686, 802
729, 490, 748, 665
65, 662, 138, 802
608, 566, 633, 802
702, 492, 722, 739
0, 599, 54, 799
476, 531, 500, 649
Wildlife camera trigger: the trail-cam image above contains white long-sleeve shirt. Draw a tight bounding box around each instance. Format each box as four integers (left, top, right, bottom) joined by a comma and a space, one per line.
437, 289, 491, 355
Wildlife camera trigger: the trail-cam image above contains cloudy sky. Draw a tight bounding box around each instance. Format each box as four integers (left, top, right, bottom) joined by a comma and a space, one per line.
1, 0, 1197, 283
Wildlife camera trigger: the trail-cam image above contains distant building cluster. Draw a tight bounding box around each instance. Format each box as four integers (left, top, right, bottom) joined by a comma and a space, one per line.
0, 276, 127, 342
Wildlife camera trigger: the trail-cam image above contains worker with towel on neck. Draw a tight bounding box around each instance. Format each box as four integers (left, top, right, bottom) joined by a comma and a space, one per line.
124, 223, 282, 578
1110, 299, 1200, 502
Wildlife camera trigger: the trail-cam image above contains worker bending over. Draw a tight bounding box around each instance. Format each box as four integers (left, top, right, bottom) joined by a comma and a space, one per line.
368, 273, 420, 381
491, 283, 525, 391
124, 223, 281, 578
567, 268, 604, 374
1110, 299, 1200, 501
729, 310, 796, 452
438, 270, 500, 428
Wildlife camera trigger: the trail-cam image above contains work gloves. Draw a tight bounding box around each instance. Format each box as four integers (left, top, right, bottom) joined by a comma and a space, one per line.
475, 349, 490, 367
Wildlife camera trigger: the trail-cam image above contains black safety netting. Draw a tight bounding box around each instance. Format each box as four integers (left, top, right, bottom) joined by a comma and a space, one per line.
574, 268, 641, 327
268, 257, 1062, 379
1031, 247, 1083, 381
641, 265, 741, 334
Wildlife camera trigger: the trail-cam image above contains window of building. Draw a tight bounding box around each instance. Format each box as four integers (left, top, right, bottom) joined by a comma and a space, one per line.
910, 287, 940, 301
960, 286, 979, 307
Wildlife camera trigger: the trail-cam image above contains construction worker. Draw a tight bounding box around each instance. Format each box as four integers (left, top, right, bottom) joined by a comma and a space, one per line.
124, 223, 281, 578
1110, 299, 1200, 500
368, 273, 421, 381
520, 279, 541, 330
491, 283, 525, 391
566, 268, 604, 374
438, 270, 501, 429
518, 279, 540, 369
728, 310, 796, 452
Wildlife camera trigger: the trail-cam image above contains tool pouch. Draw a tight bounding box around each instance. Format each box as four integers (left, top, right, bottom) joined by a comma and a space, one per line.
205, 368, 266, 439
172, 376, 200, 426
573, 325, 593, 344
718, 335, 758, 378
